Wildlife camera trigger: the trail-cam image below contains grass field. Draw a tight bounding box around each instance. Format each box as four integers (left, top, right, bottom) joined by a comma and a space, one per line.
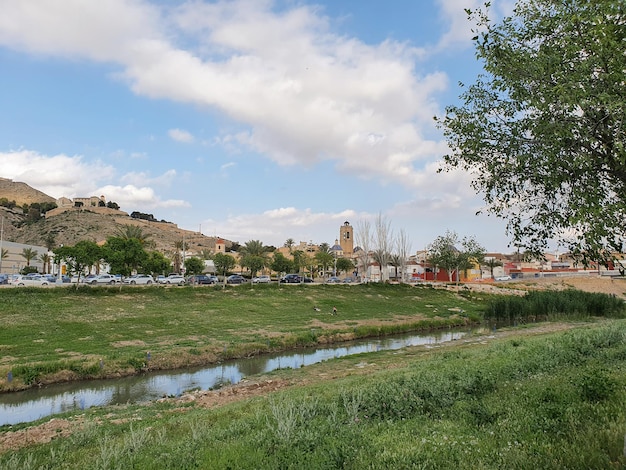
0, 283, 483, 391
2, 283, 625, 468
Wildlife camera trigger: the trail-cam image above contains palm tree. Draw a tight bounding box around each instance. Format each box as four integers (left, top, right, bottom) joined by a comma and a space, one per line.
284, 238, 295, 252
1, 248, 8, 269
116, 225, 154, 247
39, 253, 51, 274
239, 240, 269, 277
484, 258, 503, 279
44, 233, 56, 252
21, 247, 37, 267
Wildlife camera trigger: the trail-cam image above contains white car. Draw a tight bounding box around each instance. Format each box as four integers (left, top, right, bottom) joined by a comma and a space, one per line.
123, 274, 154, 285
495, 275, 512, 281
158, 274, 186, 285
10, 274, 50, 287
252, 275, 271, 283
83, 274, 119, 285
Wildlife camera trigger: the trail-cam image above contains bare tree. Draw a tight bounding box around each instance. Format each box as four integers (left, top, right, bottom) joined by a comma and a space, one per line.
374, 213, 393, 282
395, 228, 412, 283
354, 219, 372, 281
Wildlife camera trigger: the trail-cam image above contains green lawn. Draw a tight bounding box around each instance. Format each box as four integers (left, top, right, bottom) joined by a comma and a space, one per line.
0, 283, 483, 390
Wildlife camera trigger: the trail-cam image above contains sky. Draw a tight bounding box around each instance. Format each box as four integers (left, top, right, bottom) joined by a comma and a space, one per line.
0, 0, 519, 253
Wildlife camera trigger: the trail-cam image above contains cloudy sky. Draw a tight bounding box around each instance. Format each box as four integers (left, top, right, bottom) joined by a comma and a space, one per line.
0, 0, 518, 252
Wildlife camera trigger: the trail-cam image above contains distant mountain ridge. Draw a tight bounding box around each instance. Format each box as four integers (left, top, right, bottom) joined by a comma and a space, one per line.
0, 178, 224, 254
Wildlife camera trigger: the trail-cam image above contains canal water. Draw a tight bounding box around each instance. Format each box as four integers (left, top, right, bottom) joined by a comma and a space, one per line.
0, 327, 489, 426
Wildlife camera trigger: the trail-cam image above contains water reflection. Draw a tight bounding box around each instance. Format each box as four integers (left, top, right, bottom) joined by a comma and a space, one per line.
0, 328, 478, 426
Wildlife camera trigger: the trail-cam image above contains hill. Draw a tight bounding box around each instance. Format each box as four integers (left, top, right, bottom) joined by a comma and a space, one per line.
0, 179, 223, 254
0, 178, 56, 206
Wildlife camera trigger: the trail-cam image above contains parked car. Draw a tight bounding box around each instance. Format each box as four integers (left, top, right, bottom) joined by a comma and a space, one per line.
342, 277, 354, 283
187, 274, 217, 285
123, 274, 155, 285
158, 274, 186, 285
9, 274, 50, 287
279, 274, 302, 283
495, 275, 512, 281
83, 274, 119, 285
226, 274, 246, 285
0, 274, 8, 285
326, 276, 341, 284
252, 275, 271, 284
303, 277, 314, 283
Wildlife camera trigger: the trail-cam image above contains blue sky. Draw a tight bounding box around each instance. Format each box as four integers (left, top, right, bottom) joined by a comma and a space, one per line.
0, 0, 519, 252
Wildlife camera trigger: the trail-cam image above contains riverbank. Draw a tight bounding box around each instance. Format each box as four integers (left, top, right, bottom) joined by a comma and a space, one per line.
2, 319, 624, 468
0, 283, 484, 392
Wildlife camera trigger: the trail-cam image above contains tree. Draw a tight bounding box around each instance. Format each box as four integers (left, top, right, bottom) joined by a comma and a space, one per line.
484, 258, 503, 279
116, 225, 154, 248
213, 252, 236, 278
184, 257, 205, 276
355, 219, 372, 280
239, 240, 269, 277
44, 233, 56, 252
21, 247, 38, 267
270, 252, 293, 276
53, 240, 103, 283
395, 228, 412, 283
335, 257, 355, 276
314, 244, 334, 277
428, 230, 485, 283
373, 214, 393, 282
103, 237, 147, 276
437, 0, 626, 264
39, 252, 51, 275
284, 238, 295, 252
143, 251, 171, 276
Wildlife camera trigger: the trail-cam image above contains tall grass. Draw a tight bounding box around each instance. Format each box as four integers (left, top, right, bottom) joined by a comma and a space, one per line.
484, 289, 626, 321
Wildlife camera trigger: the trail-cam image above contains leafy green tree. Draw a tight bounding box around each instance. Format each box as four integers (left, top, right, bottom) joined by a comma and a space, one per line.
270, 252, 293, 276
213, 252, 236, 278
428, 230, 485, 283
184, 257, 205, 276
103, 237, 147, 276
54, 240, 103, 282
284, 238, 295, 252
21, 247, 38, 267
336, 257, 355, 276
438, 0, 626, 264
143, 251, 171, 276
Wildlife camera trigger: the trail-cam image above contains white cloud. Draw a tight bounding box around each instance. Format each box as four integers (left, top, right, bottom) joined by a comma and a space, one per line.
168, 128, 195, 143
96, 184, 189, 211
120, 169, 177, 187
0, 0, 457, 195
0, 149, 115, 198
0, 149, 187, 211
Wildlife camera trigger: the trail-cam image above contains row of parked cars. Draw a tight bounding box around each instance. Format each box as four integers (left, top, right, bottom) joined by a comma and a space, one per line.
2, 272, 357, 287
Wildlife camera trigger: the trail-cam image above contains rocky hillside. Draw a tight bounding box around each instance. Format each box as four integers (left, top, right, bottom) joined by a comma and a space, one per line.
0, 178, 56, 206
0, 179, 224, 255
